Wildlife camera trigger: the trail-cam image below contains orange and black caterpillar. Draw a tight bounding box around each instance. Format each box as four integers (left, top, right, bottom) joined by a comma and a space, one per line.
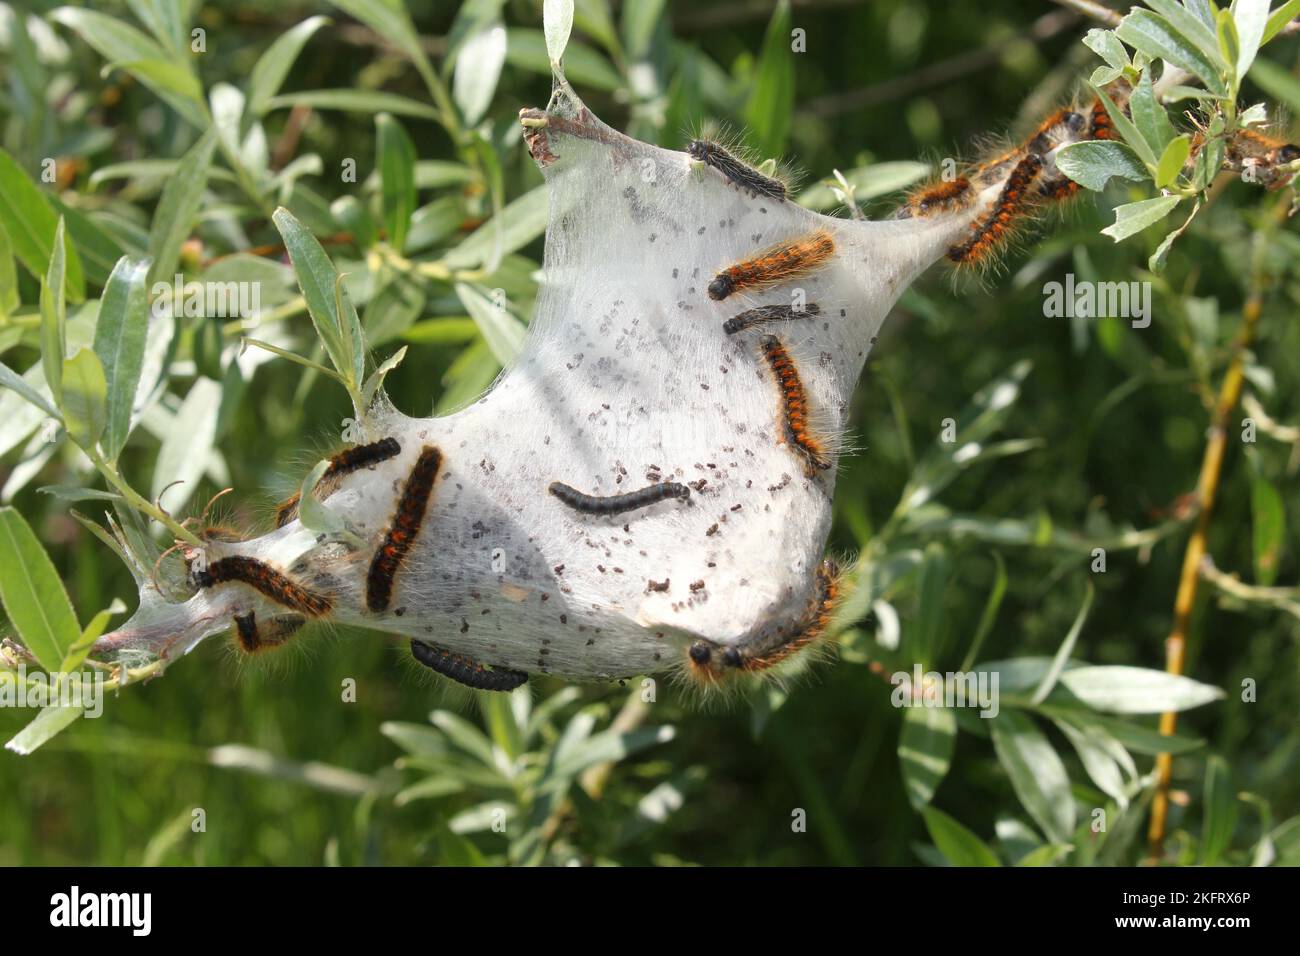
232, 611, 305, 652
1088, 76, 1132, 142
894, 177, 972, 220
1026, 108, 1086, 156
549, 480, 690, 515
688, 139, 787, 201
410, 639, 529, 692
276, 437, 402, 528
687, 558, 840, 680
367, 445, 441, 612
708, 229, 835, 301
723, 302, 821, 335
194, 556, 333, 617
947, 152, 1042, 264
760, 334, 831, 476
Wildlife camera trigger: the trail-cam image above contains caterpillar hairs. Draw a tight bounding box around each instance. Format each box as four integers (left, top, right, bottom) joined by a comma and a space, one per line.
708, 229, 836, 301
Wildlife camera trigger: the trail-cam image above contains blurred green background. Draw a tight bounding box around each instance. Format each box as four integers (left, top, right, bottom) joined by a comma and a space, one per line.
1, 0, 1298, 866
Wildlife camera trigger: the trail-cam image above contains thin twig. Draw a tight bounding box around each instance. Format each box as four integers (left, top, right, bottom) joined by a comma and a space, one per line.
1146, 195, 1292, 856
1049, 0, 1123, 28
1200, 556, 1300, 622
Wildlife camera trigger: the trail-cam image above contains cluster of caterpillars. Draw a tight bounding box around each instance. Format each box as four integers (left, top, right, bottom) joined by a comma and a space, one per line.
183, 438, 527, 691
896, 79, 1300, 264
898, 97, 1111, 265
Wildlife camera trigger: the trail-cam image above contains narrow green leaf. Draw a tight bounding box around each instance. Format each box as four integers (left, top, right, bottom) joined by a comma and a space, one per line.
49, 7, 203, 125
1101, 195, 1182, 242
0, 361, 60, 420
1039, 707, 1206, 755
0, 147, 85, 299
111, 57, 203, 103
362, 346, 407, 405
298, 459, 345, 534
920, 806, 1001, 867
744, 0, 794, 156
5, 704, 84, 756
1250, 475, 1285, 587
1053, 718, 1131, 806
272, 207, 366, 393
93, 256, 151, 460
125, 0, 188, 53
1031, 582, 1095, 704
990, 710, 1076, 843
146, 129, 216, 286
1216, 9, 1241, 84
60, 348, 108, 448
899, 705, 957, 809
376, 113, 418, 254
62, 597, 127, 672
248, 16, 332, 115
209, 83, 247, 164
544, 0, 575, 64
1201, 755, 1236, 864
48, 197, 126, 287
40, 218, 68, 405
1263, 0, 1300, 44
0, 506, 82, 671
1232, 0, 1269, 79
266, 89, 442, 121
453, 24, 507, 125
911, 543, 949, 667
1057, 665, 1224, 713
0, 223, 17, 318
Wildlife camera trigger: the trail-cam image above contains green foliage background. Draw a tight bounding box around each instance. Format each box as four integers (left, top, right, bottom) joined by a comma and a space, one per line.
1, 0, 1298, 866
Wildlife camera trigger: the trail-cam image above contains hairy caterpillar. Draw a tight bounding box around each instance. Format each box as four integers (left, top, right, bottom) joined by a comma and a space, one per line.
895, 177, 973, 220
707, 229, 835, 301
686, 558, 841, 682
761, 334, 832, 476
688, 138, 787, 201
194, 556, 332, 618
1224, 128, 1300, 189
367, 446, 441, 613
723, 302, 821, 335
233, 612, 306, 652
948, 153, 1043, 265
276, 437, 402, 528
410, 640, 529, 692
549, 480, 691, 515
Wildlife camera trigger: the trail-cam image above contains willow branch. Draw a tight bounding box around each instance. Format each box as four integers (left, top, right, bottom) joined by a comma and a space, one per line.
1146, 194, 1292, 856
